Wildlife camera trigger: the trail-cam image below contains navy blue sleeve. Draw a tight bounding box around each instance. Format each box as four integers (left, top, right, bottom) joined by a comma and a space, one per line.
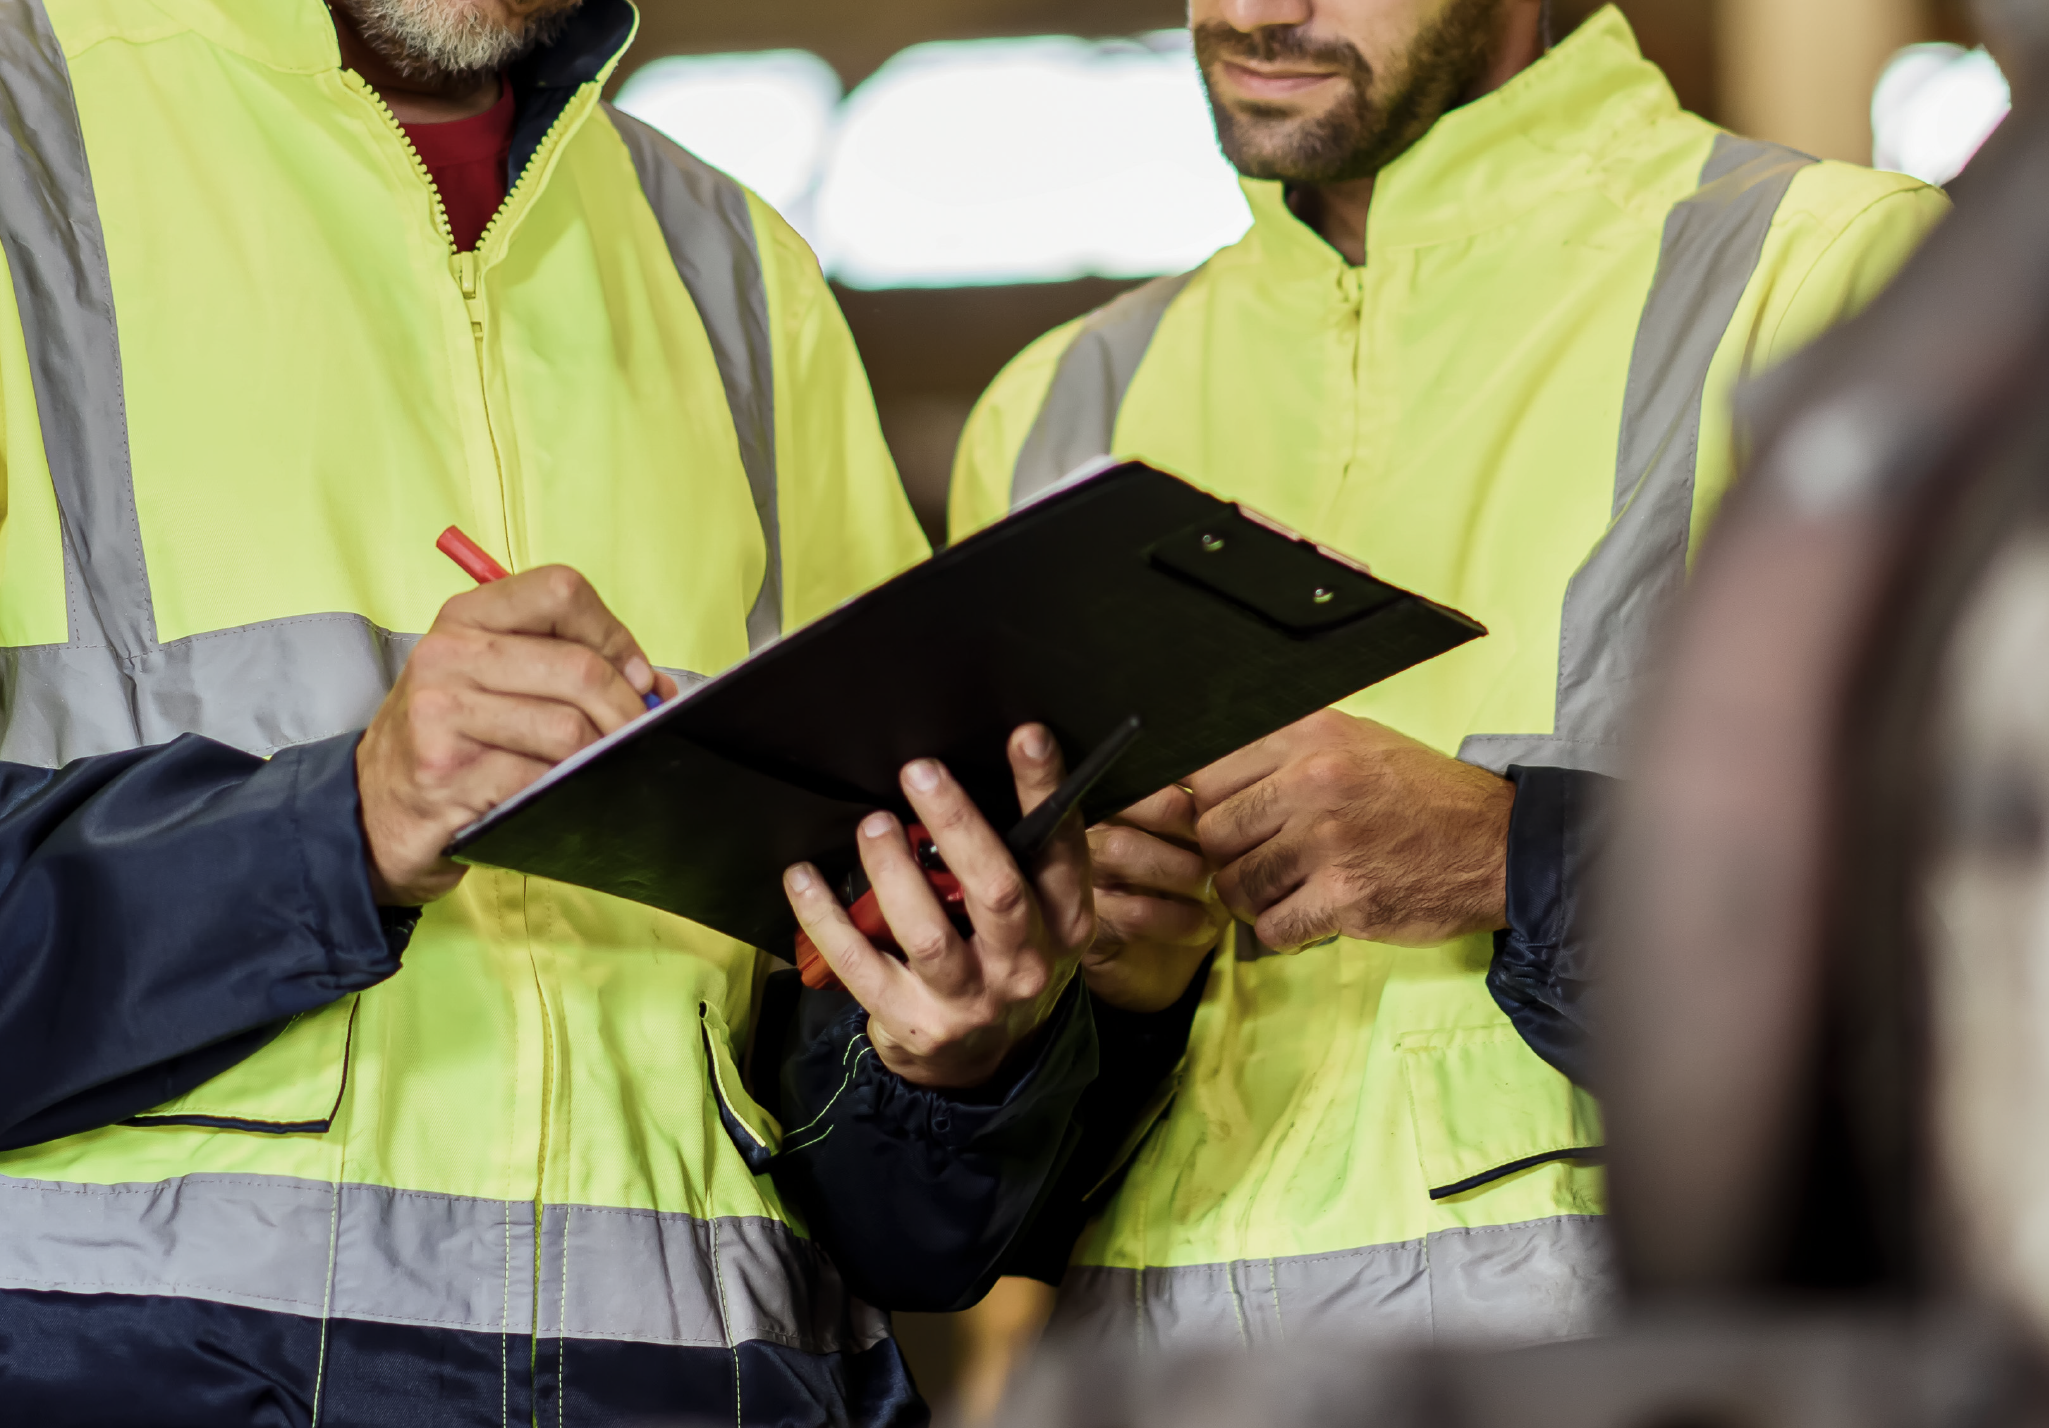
1487, 764, 1616, 1091
0, 732, 412, 1150
997, 955, 1211, 1286
750, 972, 1099, 1312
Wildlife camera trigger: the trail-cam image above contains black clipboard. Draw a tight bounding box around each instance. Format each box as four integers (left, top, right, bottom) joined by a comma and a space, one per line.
450, 461, 1484, 948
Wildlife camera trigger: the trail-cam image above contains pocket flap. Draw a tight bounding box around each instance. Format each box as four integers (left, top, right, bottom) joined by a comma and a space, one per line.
1398, 1025, 1602, 1200
701, 1001, 783, 1172
128, 996, 359, 1134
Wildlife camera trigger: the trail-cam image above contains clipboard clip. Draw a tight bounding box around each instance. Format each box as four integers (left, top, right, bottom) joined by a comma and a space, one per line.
794, 717, 1144, 991
1148, 509, 1398, 635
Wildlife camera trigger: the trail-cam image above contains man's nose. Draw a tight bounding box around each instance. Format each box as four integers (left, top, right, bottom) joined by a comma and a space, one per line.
1212, 0, 1316, 35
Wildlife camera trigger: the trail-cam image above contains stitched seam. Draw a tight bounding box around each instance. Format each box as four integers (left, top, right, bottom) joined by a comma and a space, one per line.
0, 1286, 536, 1335
0, 1274, 324, 1310
501, 1204, 511, 1428
706, 1219, 743, 1427
1428, 1214, 1606, 1239
702, 1016, 771, 1151
779, 1123, 835, 1156
158, 613, 405, 647
780, 1034, 867, 1139
533, 1326, 827, 1349
558, 1209, 570, 1428
310, 1177, 341, 1427
0, 1176, 339, 1197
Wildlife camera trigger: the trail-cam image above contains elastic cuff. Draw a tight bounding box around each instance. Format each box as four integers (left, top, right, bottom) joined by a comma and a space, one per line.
832, 975, 1096, 1150
273, 732, 406, 984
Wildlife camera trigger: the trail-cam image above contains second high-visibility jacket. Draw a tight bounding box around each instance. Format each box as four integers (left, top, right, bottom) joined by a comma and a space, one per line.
952, 6, 1948, 1351
0, 1, 1113, 1423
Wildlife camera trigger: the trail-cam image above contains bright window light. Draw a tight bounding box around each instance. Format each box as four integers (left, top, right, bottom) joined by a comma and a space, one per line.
1873, 43, 2010, 186
812, 33, 1251, 289
614, 50, 843, 217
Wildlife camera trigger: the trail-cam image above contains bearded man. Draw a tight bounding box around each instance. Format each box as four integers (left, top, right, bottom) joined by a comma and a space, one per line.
0, 1, 1148, 1422
953, 0, 1950, 1350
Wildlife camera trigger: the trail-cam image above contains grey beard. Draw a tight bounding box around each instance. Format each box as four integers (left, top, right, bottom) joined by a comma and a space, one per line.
335, 0, 576, 85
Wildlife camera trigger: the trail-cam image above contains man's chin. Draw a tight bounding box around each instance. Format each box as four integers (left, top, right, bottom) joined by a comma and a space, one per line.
1217, 119, 1353, 184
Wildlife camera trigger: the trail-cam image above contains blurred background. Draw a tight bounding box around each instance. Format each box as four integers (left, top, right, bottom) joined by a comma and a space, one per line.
603, 1, 2020, 1417
605, 0, 2009, 555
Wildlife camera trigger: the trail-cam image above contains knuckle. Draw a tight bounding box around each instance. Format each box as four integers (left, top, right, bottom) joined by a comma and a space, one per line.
413, 733, 467, 783
903, 926, 953, 963
409, 631, 462, 674
545, 706, 590, 755
566, 647, 612, 695
1010, 963, 1051, 1004
928, 797, 973, 832
981, 875, 1029, 920
1310, 811, 1352, 849
538, 564, 586, 604
408, 685, 461, 728
1299, 751, 1355, 795
1095, 826, 1145, 868
435, 589, 483, 626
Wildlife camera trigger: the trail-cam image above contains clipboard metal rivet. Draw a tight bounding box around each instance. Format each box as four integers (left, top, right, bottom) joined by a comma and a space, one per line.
1200, 534, 1226, 552
1312, 587, 1336, 604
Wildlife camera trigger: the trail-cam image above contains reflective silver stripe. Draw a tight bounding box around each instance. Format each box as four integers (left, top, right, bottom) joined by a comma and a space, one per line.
607, 106, 782, 652
1461, 135, 1814, 778
0, 0, 152, 656
536, 1202, 889, 1351
0, 1172, 883, 1353
0, 615, 416, 766
1048, 1216, 1615, 1353
1009, 271, 1195, 507
0, 614, 709, 767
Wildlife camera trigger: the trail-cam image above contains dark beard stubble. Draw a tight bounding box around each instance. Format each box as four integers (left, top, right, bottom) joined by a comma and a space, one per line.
1197, 0, 1509, 185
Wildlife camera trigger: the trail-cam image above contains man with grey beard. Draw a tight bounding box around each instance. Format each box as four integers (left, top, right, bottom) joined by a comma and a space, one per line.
0, 1, 1153, 1423
953, 0, 1948, 1352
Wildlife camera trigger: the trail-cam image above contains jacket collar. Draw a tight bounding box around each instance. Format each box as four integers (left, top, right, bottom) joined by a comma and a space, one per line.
144, 0, 638, 87
1236, 5, 1681, 273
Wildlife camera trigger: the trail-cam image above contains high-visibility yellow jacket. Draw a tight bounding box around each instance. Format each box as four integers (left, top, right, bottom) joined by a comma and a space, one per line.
952, 6, 1948, 1350
0, 0, 946, 1421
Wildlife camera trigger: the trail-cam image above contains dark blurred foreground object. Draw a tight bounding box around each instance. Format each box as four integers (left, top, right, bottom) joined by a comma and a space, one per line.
989, 4, 2049, 1423
996, 1313, 2037, 1428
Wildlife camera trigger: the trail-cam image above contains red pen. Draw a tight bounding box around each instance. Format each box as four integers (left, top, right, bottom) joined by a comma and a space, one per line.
436, 525, 510, 583
436, 525, 661, 710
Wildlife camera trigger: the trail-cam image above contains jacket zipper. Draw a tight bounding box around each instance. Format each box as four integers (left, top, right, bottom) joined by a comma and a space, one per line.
346, 73, 595, 1398
347, 74, 574, 569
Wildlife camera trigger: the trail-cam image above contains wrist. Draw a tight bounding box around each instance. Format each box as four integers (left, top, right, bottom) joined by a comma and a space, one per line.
353, 737, 463, 907
1082, 927, 1223, 1013
867, 1019, 1016, 1090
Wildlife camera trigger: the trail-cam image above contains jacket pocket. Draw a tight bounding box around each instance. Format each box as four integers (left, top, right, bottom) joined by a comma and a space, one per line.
126, 995, 359, 1134
701, 1000, 783, 1173
1398, 1025, 1602, 1200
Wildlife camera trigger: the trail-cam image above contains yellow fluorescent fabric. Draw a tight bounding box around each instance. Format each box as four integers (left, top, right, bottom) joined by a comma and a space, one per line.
1398, 1027, 1604, 1194
0, 0, 927, 1253
951, 6, 1946, 1275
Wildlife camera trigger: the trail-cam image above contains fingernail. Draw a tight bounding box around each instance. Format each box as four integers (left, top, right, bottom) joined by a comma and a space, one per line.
1020, 725, 1052, 760
905, 759, 940, 792
785, 864, 817, 894
623, 655, 652, 691
861, 812, 894, 839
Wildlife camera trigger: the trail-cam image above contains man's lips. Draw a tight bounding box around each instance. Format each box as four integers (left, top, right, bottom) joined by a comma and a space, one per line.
1218, 59, 1341, 100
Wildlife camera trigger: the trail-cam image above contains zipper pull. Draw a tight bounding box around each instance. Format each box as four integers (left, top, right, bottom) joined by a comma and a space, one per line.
452, 251, 485, 332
